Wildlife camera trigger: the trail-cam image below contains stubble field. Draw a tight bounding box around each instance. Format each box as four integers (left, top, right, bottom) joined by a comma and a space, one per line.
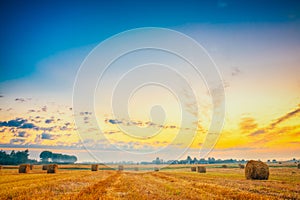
0, 164, 299, 200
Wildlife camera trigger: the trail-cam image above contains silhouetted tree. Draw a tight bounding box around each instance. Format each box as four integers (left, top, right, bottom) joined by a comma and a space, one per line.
186, 156, 192, 164
39, 151, 77, 164
154, 157, 161, 164
193, 157, 198, 164
40, 151, 53, 163
0, 149, 31, 165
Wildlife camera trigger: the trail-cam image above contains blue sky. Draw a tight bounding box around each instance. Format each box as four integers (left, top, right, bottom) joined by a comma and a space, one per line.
1, 0, 300, 81
1, 0, 300, 162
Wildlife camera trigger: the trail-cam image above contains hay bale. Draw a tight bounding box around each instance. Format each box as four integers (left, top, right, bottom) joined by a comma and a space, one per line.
245, 160, 269, 180
222, 165, 227, 168
91, 164, 98, 171
0, 165, 2, 170
191, 166, 197, 172
47, 164, 58, 174
297, 163, 300, 169
197, 166, 206, 173
118, 165, 124, 171
239, 164, 245, 169
19, 164, 30, 173
134, 167, 139, 171
154, 167, 159, 171
42, 165, 48, 170
30, 164, 34, 170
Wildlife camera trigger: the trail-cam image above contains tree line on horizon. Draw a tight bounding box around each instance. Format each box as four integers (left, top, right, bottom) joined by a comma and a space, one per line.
0, 149, 77, 165
141, 156, 247, 165
1, 149, 298, 165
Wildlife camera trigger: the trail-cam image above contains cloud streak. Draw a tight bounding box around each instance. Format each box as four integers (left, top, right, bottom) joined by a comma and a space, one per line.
250, 104, 300, 136
269, 105, 300, 128
41, 132, 56, 140
239, 117, 257, 133
0, 118, 38, 130
105, 118, 184, 130
0, 117, 73, 133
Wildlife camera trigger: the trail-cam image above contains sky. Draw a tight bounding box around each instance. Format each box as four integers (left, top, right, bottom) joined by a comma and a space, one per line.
0, 0, 300, 162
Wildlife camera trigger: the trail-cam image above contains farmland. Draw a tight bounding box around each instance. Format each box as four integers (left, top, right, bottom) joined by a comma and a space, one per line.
0, 164, 299, 200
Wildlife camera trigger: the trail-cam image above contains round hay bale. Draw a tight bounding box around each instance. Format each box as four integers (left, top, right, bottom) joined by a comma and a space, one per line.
191, 166, 197, 172
154, 167, 159, 171
239, 164, 245, 169
197, 166, 206, 173
91, 164, 98, 171
19, 164, 30, 173
47, 164, 58, 174
222, 165, 227, 168
245, 160, 269, 180
134, 167, 139, 171
118, 165, 124, 171
42, 165, 48, 170
297, 163, 300, 169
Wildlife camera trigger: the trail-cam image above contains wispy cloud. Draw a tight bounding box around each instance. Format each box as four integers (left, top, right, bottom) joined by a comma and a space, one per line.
231, 67, 241, 76
250, 104, 300, 136
0, 118, 37, 129
239, 117, 258, 133
45, 119, 54, 124
14, 97, 32, 103
105, 118, 183, 130
17, 131, 28, 137
269, 105, 300, 128
41, 132, 57, 140
10, 138, 26, 144
41, 106, 47, 112
0, 116, 75, 134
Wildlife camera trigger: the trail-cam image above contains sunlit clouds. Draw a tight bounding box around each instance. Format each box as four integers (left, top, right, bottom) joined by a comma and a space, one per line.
1, 3, 300, 162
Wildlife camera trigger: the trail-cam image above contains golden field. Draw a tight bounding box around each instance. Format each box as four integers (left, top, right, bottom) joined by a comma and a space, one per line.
0, 164, 299, 200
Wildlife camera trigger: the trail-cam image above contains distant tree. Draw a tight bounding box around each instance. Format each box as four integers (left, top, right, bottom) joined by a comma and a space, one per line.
193, 157, 198, 164
14, 149, 29, 163
39, 151, 77, 164
0, 149, 31, 165
51, 153, 59, 162
208, 157, 216, 164
199, 158, 207, 164
186, 156, 192, 164
40, 151, 53, 163
69, 155, 77, 163
0, 150, 10, 164
155, 157, 161, 164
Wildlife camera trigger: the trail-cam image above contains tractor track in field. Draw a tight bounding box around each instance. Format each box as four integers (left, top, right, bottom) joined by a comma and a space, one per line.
147, 172, 278, 200
70, 172, 277, 200
1, 169, 299, 200
157, 172, 300, 199
72, 171, 121, 199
